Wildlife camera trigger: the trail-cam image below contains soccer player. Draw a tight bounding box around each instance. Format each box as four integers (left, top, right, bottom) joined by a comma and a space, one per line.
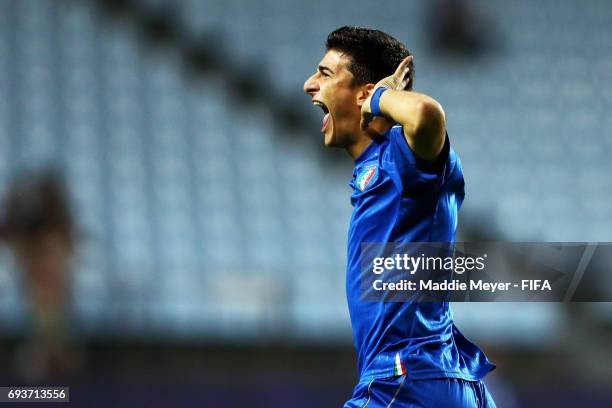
303, 27, 496, 407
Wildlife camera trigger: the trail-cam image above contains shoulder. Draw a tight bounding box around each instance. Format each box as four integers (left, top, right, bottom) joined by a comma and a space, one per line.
386, 125, 449, 173
385, 126, 466, 194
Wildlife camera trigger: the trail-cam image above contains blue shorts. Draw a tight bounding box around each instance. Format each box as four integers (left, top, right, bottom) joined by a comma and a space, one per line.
344, 376, 496, 408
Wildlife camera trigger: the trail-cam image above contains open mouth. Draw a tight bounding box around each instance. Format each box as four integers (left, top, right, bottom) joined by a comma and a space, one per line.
313, 100, 330, 133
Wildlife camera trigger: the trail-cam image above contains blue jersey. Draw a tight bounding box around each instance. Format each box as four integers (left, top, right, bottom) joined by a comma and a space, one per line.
347, 125, 494, 382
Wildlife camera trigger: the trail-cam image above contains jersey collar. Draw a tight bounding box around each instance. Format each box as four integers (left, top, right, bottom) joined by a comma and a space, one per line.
353, 133, 388, 166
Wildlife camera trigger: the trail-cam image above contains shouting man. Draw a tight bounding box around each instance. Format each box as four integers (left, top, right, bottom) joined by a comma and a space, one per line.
303, 26, 496, 407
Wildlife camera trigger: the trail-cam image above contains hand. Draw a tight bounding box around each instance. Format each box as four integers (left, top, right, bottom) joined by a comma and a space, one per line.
360, 55, 413, 133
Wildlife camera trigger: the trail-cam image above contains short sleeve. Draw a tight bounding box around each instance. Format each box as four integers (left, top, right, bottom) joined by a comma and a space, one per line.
387, 126, 450, 190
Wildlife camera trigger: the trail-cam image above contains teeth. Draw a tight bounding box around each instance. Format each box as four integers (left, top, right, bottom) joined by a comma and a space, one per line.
313, 101, 329, 114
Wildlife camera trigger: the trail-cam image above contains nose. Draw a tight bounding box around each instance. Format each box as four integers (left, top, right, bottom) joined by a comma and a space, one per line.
303, 73, 318, 95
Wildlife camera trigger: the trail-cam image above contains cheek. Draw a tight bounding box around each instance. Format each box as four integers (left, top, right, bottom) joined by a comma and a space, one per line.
330, 90, 359, 119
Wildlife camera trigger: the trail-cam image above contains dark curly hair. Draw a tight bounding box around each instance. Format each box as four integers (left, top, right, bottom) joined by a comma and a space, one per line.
326, 26, 414, 90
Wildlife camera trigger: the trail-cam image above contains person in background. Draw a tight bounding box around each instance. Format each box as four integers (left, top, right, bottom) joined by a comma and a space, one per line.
1, 169, 80, 381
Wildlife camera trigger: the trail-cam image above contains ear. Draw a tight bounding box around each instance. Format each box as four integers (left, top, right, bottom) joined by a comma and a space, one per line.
356, 83, 375, 107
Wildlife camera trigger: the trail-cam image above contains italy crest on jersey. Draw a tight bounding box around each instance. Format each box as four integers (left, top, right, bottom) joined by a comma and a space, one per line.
356, 164, 378, 192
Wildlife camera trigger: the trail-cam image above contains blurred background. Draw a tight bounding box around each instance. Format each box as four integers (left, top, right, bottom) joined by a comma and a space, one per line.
0, 0, 611, 406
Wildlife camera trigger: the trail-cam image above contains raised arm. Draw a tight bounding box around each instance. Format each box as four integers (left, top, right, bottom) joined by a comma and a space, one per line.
361, 56, 446, 162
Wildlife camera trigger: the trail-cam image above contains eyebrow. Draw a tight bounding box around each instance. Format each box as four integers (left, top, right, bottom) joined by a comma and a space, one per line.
318, 65, 334, 75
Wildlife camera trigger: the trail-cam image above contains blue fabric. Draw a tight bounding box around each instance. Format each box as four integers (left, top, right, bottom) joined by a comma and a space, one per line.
347, 126, 495, 383
370, 87, 389, 117
344, 376, 497, 408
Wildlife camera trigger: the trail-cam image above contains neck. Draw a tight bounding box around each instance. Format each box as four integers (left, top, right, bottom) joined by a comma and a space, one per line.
346, 119, 395, 159
346, 139, 372, 160
345, 130, 376, 160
